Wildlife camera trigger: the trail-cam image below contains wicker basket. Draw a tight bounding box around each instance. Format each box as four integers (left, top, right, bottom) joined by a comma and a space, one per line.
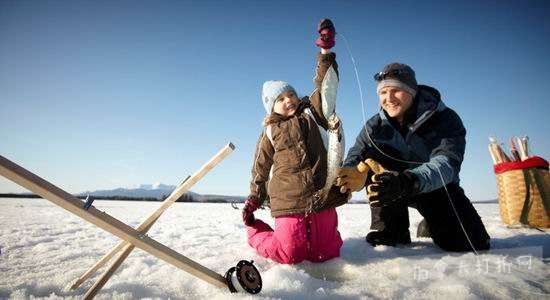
494, 157, 550, 228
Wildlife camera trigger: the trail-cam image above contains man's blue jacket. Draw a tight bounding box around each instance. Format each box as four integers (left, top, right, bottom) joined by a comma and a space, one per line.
344, 85, 466, 194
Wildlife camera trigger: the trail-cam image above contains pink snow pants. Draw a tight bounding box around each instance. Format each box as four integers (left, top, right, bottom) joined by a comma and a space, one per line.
246, 208, 343, 264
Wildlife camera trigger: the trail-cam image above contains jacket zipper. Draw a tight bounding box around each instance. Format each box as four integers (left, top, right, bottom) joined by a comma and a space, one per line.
306, 218, 312, 258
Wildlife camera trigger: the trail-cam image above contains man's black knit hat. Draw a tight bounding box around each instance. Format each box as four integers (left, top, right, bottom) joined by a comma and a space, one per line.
375, 63, 418, 97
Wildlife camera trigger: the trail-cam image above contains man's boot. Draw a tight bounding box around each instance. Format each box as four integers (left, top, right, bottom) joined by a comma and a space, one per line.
416, 218, 431, 238
366, 230, 411, 247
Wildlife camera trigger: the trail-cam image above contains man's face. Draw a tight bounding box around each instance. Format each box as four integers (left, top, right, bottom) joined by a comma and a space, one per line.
273, 90, 300, 116
378, 86, 414, 122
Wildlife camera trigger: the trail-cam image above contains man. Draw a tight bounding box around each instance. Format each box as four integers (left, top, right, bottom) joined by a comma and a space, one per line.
336, 63, 490, 252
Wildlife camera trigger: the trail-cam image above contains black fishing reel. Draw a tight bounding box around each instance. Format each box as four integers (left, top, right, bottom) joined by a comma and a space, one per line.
224, 260, 262, 294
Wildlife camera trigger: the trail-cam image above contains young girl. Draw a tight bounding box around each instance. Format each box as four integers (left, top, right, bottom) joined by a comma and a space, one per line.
242, 19, 349, 264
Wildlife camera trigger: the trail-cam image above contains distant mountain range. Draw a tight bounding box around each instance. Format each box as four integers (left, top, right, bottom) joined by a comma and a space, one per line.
79, 184, 371, 203
1, 182, 495, 204
80, 183, 182, 199
80, 183, 247, 203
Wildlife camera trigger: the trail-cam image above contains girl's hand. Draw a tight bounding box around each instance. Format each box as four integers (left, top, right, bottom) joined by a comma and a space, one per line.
242, 199, 259, 226
315, 18, 336, 50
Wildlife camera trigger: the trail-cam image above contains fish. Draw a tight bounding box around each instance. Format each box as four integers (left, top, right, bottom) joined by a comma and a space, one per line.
313, 112, 345, 210
320, 65, 338, 120
310, 64, 345, 211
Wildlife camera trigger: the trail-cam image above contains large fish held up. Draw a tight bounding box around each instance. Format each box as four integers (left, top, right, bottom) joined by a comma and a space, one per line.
312, 65, 346, 210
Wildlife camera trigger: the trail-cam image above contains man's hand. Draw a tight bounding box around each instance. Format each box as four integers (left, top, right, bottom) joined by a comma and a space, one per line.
335, 161, 370, 193
367, 171, 417, 207
242, 199, 259, 226
315, 18, 336, 49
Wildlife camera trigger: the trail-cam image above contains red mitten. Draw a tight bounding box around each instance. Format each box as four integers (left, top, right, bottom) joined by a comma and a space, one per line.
315, 19, 336, 49
242, 199, 259, 226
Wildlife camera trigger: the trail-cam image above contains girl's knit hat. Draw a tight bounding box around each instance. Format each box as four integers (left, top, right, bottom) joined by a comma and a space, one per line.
261, 81, 296, 114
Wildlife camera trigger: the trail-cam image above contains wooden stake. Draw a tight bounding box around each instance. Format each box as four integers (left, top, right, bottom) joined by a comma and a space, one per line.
0, 145, 234, 292
76, 144, 234, 297
69, 206, 160, 290
489, 144, 498, 165
84, 243, 135, 300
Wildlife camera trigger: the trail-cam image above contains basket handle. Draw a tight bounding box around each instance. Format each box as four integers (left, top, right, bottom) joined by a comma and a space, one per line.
530, 168, 550, 218
519, 169, 532, 224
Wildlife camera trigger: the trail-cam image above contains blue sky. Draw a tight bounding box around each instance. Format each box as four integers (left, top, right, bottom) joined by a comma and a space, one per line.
1, 0, 549, 200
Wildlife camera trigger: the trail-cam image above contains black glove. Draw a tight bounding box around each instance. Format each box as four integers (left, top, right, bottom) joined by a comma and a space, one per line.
367, 171, 418, 207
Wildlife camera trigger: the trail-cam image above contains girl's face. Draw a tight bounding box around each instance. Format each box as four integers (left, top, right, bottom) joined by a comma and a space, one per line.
273, 90, 300, 116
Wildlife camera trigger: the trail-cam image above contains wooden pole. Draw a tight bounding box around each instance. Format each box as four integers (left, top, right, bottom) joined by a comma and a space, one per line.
0, 145, 234, 291
69, 215, 159, 290
84, 243, 135, 299
489, 144, 499, 165
77, 144, 234, 297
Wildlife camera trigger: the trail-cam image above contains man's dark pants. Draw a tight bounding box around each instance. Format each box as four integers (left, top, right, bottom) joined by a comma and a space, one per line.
370, 183, 491, 252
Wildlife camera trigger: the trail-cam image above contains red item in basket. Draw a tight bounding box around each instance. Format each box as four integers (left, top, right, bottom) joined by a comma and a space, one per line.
494, 156, 549, 174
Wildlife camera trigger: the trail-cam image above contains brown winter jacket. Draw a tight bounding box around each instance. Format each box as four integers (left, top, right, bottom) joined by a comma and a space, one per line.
248, 53, 349, 217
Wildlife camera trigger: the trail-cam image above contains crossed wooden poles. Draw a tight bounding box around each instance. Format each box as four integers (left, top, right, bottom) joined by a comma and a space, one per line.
0, 143, 252, 298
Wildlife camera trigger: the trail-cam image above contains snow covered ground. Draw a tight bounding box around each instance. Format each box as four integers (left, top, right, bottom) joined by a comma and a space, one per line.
0, 198, 548, 299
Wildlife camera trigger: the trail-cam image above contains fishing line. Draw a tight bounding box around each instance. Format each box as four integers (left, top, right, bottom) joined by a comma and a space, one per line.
339, 33, 479, 254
